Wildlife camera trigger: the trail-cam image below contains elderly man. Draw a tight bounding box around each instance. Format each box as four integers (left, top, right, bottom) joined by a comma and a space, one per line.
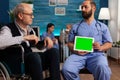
0, 3, 60, 80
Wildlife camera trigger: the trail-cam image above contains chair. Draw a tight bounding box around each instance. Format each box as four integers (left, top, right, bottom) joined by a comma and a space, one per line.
79, 68, 92, 74
0, 44, 30, 80
0, 62, 10, 80
0, 26, 50, 80
79, 68, 95, 80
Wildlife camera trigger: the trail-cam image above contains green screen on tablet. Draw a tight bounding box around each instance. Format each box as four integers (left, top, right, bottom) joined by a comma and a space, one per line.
74, 36, 94, 52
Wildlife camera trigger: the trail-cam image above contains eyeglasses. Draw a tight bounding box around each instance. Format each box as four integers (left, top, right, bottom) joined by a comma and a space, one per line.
22, 12, 34, 16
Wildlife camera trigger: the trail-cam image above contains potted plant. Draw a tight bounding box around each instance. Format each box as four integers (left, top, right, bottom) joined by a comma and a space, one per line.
8, 9, 14, 22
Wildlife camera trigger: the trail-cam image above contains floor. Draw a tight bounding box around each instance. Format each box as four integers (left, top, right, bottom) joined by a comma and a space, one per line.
0, 59, 120, 80
61, 59, 120, 80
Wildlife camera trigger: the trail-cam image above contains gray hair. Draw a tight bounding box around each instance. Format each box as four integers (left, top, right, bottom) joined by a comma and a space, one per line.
12, 3, 26, 19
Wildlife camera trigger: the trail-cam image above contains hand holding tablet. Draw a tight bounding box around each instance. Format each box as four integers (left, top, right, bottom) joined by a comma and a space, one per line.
74, 36, 94, 52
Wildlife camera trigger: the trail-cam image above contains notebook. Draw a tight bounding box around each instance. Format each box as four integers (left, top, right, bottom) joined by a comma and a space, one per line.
74, 36, 94, 52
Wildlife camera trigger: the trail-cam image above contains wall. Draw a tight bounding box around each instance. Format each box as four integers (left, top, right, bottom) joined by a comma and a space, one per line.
32, 0, 100, 36
0, 0, 22, 24
100, 0, 108, 7
9, 0, 22, 9
0, 0, 9, 24
1, 0, 108, 31
6, 0, 101, 36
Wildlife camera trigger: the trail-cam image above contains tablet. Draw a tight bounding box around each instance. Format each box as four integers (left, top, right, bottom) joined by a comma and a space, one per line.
74, 36, 94, 52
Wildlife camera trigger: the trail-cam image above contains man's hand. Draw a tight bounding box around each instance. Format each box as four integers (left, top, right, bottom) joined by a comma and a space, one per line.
93, 42, 101, 51
23, 35, 39, 44
93, 42, 112, 51
68, 42, 88, 55
75, 51, 88, 55
44, 37, 53, 49
52, 38, 58, 44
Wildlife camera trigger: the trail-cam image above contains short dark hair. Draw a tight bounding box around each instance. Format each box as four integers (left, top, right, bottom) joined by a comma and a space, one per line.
46, 23, 54, 32
84, 0, 96, 8
90, 1, 96, 8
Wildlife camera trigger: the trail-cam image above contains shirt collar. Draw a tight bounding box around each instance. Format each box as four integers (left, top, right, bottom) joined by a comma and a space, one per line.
82, 19, 96, 27
15, 21, 32, 32
14, 21, 32, 35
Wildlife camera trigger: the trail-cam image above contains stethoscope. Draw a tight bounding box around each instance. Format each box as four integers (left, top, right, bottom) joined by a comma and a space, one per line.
73, 20, 102, 37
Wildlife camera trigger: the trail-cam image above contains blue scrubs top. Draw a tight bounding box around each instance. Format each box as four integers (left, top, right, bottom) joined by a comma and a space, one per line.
68, 20, 112, 53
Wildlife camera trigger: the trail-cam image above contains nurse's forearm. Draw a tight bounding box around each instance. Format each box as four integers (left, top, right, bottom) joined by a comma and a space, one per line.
99, 42, 112, 51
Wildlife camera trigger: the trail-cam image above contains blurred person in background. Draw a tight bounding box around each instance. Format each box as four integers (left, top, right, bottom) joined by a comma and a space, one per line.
41, 23, 59, 50
59, 24, 72, 60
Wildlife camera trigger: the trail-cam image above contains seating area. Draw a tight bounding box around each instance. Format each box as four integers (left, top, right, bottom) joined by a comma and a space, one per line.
0, 25, 111, 80
0, 0, 120, 80
0, 25, 93, 79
